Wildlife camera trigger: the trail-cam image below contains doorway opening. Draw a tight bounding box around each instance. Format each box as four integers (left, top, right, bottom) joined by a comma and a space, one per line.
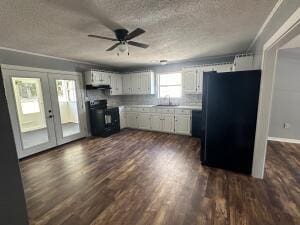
252, 8, 300, 178
2, 66, 87, 158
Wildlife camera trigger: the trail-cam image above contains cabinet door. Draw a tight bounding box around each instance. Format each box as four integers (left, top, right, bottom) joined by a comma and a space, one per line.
122, 74, 131, 94
126, 113, 138, 128
175, 115, 191, 135
196, 70, 203, 93
131, 73, 140, 94
110, 75, 117, 95
140, 72, 150, 94
150, 114, 162, 131
139, 113, 151, 130
162, 114, 175, 133
182, 69, 197, 94
92, 71, 101, 85
214, 64, 232, 73
116, 75, 123, 95
110, 75, 122, 95
120, 111, 127, 129
100, 72, 111, 85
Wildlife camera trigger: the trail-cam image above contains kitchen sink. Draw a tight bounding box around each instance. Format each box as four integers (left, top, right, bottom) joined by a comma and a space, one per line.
155, 104, 179, 107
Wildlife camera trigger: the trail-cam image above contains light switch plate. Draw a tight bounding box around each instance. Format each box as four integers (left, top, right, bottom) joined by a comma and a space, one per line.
283, 123, 290, 129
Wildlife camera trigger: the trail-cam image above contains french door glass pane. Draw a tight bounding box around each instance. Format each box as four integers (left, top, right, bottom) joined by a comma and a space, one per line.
12, 77, 49, 149
56, 80, 80, 137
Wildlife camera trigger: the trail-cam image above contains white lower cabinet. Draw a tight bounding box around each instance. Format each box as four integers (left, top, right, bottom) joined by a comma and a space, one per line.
150, 114, 162, 131
126, 112, 139, 128
139, 113, 151, 130
120, 111, 126, 129
120, 107, 192, 136
162, 114, 175, 133
175, 115, 191, 135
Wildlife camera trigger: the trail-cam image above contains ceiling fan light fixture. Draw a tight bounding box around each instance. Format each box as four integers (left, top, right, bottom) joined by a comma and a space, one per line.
118, 42, 128, 53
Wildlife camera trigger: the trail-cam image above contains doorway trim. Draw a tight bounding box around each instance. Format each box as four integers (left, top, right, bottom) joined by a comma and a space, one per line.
1, 64, 87, 158
252, 7, 300, 178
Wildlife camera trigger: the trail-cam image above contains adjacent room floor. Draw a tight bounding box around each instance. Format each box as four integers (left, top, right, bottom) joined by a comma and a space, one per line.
20, 129, 300, 225
22, 123, 80, 149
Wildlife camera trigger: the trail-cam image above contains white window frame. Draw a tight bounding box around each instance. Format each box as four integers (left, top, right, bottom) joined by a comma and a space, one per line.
157, 72, 182, 98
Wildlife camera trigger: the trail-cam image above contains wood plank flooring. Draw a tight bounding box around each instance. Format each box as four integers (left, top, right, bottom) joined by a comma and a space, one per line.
20, 129, 300, 225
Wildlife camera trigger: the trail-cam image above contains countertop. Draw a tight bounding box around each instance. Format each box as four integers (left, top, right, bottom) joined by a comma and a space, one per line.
115, 104, 202, 110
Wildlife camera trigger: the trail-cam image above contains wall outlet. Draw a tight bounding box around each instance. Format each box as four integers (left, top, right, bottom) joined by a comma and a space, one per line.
283, 123, 291, 129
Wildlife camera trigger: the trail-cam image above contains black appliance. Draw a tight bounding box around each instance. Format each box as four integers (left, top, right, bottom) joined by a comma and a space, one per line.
192, 110, 202, 138
201, 70, 261, 174
86, 84, 111, 90
88, 100, 120, 137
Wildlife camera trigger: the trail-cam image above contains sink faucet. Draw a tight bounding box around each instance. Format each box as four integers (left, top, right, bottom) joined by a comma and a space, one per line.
164, 95, 171, 105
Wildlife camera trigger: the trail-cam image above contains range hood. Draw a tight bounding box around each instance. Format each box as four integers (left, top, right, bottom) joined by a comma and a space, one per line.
86, 84, 112, 90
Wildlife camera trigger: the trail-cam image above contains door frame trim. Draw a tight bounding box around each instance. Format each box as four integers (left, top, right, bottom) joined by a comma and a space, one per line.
1, 65, 87, 159
2, 69, 57, 158
1, 64, 82, 76
48, 74, 87, 145
252, 7, 300, 178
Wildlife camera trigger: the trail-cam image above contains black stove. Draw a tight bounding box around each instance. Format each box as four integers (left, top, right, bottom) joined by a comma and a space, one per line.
88, 100, 120, 137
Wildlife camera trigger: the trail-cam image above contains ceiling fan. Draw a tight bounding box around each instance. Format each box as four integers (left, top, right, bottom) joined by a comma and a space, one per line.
88, 28, 149, 54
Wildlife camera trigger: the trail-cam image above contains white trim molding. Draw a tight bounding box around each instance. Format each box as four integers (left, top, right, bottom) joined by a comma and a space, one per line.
268, 137, 300, 144
1, 64, 82, 76
251, 7, 300, 179
247, 0, 284, 51
0, 46, 98, 66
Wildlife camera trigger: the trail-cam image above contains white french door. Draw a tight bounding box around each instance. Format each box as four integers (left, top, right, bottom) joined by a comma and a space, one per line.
48, 74, 86, 145
2, 68, 86, 158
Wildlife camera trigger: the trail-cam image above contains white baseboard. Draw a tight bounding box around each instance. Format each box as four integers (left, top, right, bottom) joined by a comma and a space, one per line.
268, 137, 300, 144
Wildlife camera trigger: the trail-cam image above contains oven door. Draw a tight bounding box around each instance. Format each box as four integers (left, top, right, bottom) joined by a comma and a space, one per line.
104, 108, 120, 131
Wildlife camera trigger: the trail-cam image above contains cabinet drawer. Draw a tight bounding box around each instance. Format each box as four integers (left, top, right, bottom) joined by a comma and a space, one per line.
124, 107, 131, 112
175, 109, 191, 115
130, 107, 139, 112
161, 108, 175, 114
138, 107, 151, 113
150, 108, 162, 113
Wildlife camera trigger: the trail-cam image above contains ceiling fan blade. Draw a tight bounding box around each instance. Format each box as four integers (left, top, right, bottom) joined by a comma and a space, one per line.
127, 41, 149, 49
106, 43, 121, 51
125, 28, 145, 40
88, 34, 117, 41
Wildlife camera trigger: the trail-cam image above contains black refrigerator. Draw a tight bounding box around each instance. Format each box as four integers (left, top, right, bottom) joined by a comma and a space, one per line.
200, 70, 261, 174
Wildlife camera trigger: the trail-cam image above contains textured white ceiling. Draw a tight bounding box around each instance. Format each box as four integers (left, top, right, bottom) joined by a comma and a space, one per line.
0, 0, 277, 68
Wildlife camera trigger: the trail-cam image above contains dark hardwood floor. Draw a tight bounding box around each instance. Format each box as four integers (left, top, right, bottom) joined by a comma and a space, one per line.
20, 129, 300, 225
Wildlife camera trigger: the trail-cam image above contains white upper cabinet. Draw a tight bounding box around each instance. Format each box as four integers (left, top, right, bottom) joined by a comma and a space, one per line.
140, 72, 151, 94
131, 73, 140, 94
122, 74, 132, 94
196, 70, 203, 94
122, 71, 155, 95
233, 54, 254, 71
85, 71, 111, 86
182, 68, 197, 94
182, 64, 233, 95
182, 67, 204, 94
213, 64, 232, 72
110, 74, 123, 95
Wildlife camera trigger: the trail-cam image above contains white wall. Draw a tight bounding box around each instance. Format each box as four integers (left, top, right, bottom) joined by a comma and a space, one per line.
269, 49, 300, 139
59, 102, 79, 124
